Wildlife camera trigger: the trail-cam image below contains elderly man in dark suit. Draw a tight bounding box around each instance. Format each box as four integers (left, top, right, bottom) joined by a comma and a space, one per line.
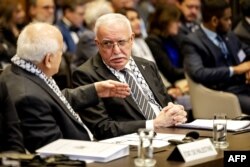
183, 0, 250, 115
72, 13, 187, 140
0, 22, 130, 152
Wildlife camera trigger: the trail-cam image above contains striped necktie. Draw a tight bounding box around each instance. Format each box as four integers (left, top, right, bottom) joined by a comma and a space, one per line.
121, 68, 156, 120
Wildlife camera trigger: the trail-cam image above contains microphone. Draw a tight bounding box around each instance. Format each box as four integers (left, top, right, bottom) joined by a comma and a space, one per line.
168, 131, 200, 145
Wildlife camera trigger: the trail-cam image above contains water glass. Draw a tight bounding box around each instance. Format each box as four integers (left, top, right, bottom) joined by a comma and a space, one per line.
134, 129, 156, 167
213, 113, 229, 149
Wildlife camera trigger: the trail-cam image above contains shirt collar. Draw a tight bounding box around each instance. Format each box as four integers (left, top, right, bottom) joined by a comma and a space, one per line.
200, 23, 217, 41
62, 17, 72, 27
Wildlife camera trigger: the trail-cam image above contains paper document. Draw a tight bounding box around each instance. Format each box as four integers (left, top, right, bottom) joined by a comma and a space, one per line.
100, 133, 185, 148
176, 119, 250, 132
36, 139, 129, 163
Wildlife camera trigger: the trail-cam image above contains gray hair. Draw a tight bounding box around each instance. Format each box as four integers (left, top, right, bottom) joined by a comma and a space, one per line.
84, 0, 114, 30
94, 13, 132, 36
17, 22, 61, 63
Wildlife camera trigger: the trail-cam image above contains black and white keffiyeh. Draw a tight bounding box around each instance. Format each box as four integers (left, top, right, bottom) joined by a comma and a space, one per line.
11, 55, 93, 140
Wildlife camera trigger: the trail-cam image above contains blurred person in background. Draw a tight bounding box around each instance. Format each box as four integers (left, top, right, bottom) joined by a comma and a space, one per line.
57, 0, 86, 54
234, 0, 250, 46
146, 5, 188, 93
109, 0, 148, 38
0, 0, 26, 69
146, 4, 191, 111
74, 0, 114, 67
28, 0, 55, 24
183, 0, 250, 115
176, 0, 201, 35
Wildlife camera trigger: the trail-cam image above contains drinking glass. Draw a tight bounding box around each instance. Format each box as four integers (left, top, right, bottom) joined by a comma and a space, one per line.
213, 113, 229, 149
134, 129, 156, 167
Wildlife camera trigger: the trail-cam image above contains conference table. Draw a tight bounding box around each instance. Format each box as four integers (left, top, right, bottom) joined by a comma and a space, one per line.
88, 128, 250, 167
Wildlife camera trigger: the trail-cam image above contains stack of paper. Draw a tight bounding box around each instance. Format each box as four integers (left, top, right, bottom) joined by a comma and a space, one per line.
176, 119, 250, 132
36, 139, 129, 162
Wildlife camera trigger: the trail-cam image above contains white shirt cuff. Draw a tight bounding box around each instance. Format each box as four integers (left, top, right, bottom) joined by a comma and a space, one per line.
146, 120, 154, 129
229, 67, 234, 77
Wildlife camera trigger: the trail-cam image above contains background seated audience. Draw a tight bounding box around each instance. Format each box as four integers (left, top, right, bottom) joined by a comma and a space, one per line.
146, 5, 188, 93
183, 0, 250, 115
74, 0, 113, 67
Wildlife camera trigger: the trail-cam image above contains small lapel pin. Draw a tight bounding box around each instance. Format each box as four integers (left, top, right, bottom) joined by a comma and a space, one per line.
142, 65, 146, 70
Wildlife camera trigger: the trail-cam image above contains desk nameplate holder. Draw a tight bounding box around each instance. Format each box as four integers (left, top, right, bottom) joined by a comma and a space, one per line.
167, 138, 217, 162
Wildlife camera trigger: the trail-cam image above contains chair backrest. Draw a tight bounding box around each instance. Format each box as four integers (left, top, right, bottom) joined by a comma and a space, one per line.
185, 73, 242, 119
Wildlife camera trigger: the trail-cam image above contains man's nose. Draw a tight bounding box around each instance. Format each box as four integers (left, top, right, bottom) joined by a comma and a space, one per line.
113, 43, 121, 53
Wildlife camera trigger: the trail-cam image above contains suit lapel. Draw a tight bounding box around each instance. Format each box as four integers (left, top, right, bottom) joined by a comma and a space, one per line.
93, 54, 143, 115
198, 29, 240, 65
12, 66, 84, 126
224, 35, 240, 64
93, 54, 119, 81
197, 30, 222, 64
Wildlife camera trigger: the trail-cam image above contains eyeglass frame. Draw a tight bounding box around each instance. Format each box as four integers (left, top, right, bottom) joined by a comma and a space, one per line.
96, 36, 133, 50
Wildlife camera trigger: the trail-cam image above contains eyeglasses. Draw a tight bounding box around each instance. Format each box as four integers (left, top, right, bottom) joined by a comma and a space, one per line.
99, 37, 132, 50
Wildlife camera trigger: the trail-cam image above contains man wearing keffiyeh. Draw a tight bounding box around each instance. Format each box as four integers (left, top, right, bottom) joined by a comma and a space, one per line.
0, 22, 130, 153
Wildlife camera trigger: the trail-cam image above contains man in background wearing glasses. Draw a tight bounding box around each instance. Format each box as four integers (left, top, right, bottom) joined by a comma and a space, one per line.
72, 13, 187, 140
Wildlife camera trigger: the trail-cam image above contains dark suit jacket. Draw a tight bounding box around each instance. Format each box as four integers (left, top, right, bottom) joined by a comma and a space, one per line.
234, 19, 250, 46
0, 81, 24, 153
57, 20, 83, 53
0, 29, 16, 67
72, 54, 172, 140
145, 34, 184, 84
183, 28, 250, 91
0, 65, 99, 152
57, 20, 75, 52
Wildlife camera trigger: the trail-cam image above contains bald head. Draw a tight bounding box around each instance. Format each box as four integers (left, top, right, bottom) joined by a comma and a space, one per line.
17, 22, 63, 63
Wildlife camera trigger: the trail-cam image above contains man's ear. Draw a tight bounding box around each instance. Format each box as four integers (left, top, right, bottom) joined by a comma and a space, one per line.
211, 16, 219, 27
44, 53, 53, 69
131, 33, 135, 42
95, 39, 99, 46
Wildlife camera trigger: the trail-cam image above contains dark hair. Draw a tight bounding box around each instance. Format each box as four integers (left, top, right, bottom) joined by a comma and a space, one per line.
117, 7, 139, 17
0, 0, 21, 29
201, 0, 230, 22
62, 0, 88, 13
240, 0, 250, 17
148, 4, 180, 35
